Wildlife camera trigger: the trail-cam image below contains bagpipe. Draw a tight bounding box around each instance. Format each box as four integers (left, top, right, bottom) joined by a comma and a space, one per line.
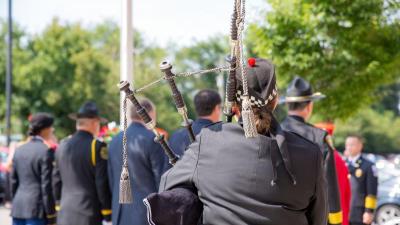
118, 0, 256, 204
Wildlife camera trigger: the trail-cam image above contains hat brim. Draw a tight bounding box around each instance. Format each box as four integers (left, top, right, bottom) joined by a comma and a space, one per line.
279, 92, 326, 104
68, 113, 108, 123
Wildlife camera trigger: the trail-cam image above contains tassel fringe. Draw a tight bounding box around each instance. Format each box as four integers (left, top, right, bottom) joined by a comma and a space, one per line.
119, 166, 133, 204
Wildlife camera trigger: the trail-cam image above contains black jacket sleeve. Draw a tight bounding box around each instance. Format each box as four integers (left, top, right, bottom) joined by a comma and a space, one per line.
324, 140, 343, 225
94, 141, 112, 221
307, 148, 328, 225
41, 150, 56, 224
364, 163, 378, 213
11, 156, 19, 199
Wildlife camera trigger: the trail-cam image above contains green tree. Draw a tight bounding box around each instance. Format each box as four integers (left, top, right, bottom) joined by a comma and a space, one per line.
249, 0, 400, 119
334, 108, 400, 154
173, 35, 229, 119
132, 34, 182, 134
0, 20, 33, 135
373, 80, 400, 115
6, 19, 120, 137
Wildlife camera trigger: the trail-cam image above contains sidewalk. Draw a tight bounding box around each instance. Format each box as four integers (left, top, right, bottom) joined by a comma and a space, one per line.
0, 206, 11, 225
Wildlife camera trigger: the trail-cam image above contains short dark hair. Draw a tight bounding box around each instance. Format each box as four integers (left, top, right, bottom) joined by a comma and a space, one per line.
287, 101, 311, 111
347, 134, 364, 144
130, 97, 155, 120
194, 89, 222, 117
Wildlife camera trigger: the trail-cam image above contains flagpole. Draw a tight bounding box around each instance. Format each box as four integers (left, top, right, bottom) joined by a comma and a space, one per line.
120, 0, 133, 127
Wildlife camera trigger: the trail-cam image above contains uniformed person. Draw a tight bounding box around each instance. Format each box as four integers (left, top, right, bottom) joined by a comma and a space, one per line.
281, 76, 342, 225
345, 135, 378, 225
11, 113, 56, 225
53, 102, 112, 225
108, 98, 168, 225
169, 89, 222, 156
147, 58, 327, 225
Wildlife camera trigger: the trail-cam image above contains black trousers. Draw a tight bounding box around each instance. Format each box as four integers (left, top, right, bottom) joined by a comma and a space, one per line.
350, 223, 367, 225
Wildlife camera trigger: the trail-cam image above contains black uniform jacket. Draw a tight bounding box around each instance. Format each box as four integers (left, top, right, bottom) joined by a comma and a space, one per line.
53, 130, 112, 225
157, 119, 327, 225
282, 115, 342, 225
169, 118, 214, 157
347, 155, 378, 223
11, 137, 56, 224
108, 122, 168, 225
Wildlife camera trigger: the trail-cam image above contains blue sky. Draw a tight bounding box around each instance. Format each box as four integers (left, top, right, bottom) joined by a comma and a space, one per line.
0, 0, 268, 46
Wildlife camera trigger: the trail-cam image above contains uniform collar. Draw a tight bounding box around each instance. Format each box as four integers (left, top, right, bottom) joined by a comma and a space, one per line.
348, 154, 362, 167
195, 118, 213, 126
131, 121, 146, 129
349, 154, 361, 162
288, 115, 306, 123
76, 130, 94, 138
31, 135, 45, 142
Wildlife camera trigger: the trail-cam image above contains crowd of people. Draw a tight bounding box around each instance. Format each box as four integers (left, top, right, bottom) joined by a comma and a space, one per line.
4, 58, 378, 225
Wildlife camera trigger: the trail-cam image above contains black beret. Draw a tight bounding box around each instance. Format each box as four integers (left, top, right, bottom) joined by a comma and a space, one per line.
235, 58, 278, 108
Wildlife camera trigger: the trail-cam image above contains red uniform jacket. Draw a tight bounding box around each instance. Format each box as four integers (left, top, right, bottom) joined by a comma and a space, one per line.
334, 151, 351, 225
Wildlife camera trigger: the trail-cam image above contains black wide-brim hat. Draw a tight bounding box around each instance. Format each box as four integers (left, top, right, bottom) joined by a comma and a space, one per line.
235, 58, 278, 108
68, 101, 108, 123
280, 76, 325, 103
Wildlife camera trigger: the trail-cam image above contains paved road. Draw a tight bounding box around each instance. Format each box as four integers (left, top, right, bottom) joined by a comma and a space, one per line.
0, 206, 11, 225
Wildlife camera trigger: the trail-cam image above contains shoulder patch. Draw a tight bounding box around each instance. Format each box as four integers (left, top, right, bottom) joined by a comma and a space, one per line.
100, 146, 108, 160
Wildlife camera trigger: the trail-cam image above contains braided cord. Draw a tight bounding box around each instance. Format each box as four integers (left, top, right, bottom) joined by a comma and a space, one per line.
237, 0, 248, 96
176, 66, 231, 77
134, 78, 164, 93
132, 66, 231, 94
122, 97, 128, 167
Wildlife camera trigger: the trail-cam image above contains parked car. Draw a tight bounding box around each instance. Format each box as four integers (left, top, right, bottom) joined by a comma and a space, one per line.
375, 163, 400, 225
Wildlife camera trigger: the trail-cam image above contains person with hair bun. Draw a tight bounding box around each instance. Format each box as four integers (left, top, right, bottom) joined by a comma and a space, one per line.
11, 113, 57, 225
145, 58, 328, 225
